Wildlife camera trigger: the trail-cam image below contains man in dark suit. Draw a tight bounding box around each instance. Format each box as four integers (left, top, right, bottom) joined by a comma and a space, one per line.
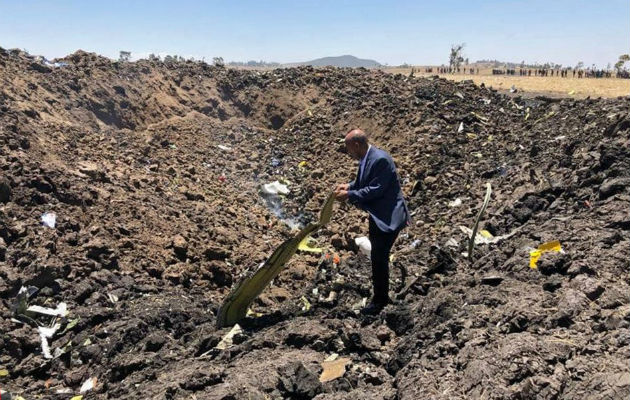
334, 129, 409, 313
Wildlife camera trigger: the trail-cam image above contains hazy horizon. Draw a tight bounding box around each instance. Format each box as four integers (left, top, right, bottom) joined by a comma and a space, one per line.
1, 0, 628, 69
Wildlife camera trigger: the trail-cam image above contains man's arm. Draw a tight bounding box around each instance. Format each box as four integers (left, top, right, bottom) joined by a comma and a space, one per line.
347, 158, 393, 204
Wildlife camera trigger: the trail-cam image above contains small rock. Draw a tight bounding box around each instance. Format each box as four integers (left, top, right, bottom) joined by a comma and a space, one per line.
145, 332, 167, 352
481, 275, 503, 286
424, 176, 437, 185
172, 235, 188, 259
77, 161, 108, 182
79, 344, 103, 363
182, 189, 204, 201
203, 245, 230, 260
330, 234, 344, 250
179, 368, 223, 391
542, 277, 562, 292
201, 261, 232, 287
0, 177, 11, 203
277, 362, 322, 399
571, 274, 605, 301
163, 263, 189, 284
376, 325, 393, 343
311, 169, 324, 179
0, 237, 6, 261
599, 177, 630, 199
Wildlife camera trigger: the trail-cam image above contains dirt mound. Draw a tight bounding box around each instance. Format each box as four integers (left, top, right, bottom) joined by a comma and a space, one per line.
0, 50, 629, 399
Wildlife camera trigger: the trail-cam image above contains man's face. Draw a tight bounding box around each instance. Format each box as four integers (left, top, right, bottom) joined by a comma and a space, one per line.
345, 139, 361, 160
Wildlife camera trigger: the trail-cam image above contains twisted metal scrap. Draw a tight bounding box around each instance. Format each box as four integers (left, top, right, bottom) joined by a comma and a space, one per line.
468, 183, 492, 262
216, 193, 335, 328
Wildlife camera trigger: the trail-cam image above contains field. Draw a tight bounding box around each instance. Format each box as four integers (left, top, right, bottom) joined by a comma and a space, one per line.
384, 66, 630, 99
1, 50, 629, 399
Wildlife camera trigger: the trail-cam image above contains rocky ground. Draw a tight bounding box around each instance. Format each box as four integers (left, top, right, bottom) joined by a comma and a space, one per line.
0, 48, 629, 399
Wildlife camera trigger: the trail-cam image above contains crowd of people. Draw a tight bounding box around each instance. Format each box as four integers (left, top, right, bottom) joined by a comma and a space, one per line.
491, 68, 623, 78
423, 66, 629, 79
429, 67, 480, 74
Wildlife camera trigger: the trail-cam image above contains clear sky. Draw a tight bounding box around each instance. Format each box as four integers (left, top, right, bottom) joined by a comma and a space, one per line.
0, 0, 627, 67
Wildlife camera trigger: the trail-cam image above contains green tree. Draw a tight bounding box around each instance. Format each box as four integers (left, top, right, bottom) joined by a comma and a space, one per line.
213, 56, 225, 67
119, 51, 131, 62
449, 43, 465, 71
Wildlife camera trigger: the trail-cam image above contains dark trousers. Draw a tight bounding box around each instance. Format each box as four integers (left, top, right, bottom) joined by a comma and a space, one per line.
368, 217, 401, 305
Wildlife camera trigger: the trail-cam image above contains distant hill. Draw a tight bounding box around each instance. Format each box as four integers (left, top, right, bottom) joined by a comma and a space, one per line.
292, 55, 381, 68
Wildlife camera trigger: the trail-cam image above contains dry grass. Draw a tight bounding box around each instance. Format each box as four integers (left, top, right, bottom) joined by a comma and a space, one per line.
383, 67, 630, 99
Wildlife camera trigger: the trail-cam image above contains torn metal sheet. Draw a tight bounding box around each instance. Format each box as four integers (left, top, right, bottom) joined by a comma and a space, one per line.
80, 377, 97, 393
13, 286, 38, 316
298, 236, 323, 253
215, 324, 243, 350
216, 193, 334, 328
27, 302, 68, 317
529, 240, 563, 269
467, 183, 492, 261
459, 225, 520, 245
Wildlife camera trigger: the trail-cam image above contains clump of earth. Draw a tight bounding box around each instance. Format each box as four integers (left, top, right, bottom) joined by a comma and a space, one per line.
0, 48, 629, 399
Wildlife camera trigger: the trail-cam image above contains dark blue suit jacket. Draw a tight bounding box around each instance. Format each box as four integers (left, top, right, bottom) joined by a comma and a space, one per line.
348, 146, 409, 233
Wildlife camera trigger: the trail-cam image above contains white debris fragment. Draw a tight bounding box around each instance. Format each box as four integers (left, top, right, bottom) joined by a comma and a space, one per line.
448, 198, 462, 207
80, 377, 97, 393
27, 302, 68, 317
38, 323, 61, 359
445, 238, 459, 248
41, 212, 57, 228
261, 181, 290, 195
459, 226, 519, 245
354, 236, 372, 257
215, 324, 243, 350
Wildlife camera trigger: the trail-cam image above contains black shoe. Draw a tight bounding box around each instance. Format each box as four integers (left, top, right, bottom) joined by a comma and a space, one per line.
361, 301, 386, 315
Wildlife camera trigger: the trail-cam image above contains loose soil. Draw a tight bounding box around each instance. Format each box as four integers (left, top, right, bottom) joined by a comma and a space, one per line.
1, 48, 629, 399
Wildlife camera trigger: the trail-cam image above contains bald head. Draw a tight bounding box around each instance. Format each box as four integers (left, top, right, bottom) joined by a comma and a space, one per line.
344, 129, 369, 160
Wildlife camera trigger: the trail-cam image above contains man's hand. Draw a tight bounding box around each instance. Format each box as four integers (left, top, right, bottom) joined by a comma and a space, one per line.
335, 183, 349, 192
334, 189, 349, 201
